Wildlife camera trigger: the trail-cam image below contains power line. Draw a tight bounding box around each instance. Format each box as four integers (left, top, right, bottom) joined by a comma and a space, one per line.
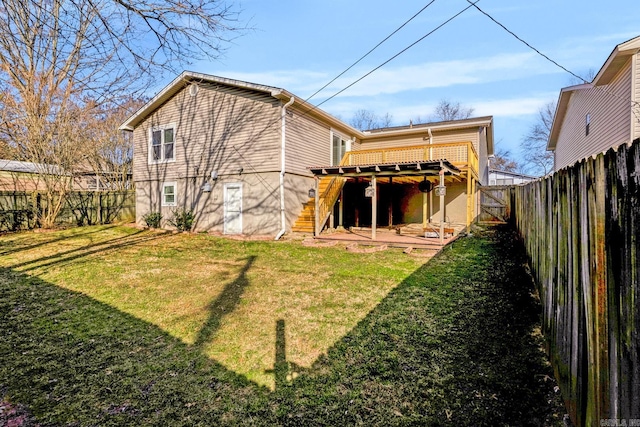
313, 0, 481, 109
232, 0, 479, 147
464, 0, 587, 83
305, 0, 438, 103
464, 0, 640, 121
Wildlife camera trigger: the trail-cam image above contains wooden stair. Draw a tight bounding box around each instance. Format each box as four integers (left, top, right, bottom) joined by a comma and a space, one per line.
291, 176, 342, 234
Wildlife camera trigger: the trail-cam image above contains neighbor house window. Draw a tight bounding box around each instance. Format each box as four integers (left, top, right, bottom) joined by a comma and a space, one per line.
162, 182, 177, 206
331, 132, 351, 166
150, 125, 176, 163
586, 114, 591, 136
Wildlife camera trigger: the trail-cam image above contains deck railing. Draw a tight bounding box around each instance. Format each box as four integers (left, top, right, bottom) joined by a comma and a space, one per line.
343, 141, 478, 177
314, 141, 478, 234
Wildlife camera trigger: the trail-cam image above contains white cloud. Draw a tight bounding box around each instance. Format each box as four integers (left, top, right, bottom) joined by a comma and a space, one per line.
325, 93, 557, 127
472, 95, 558, 117
311, 52, 551, 99
210, 51, 555, 101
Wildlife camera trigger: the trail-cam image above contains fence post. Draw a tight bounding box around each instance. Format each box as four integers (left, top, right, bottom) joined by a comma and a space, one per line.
98, 192, 103, 224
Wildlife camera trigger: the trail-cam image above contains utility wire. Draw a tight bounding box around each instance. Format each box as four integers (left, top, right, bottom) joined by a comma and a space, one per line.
464, 0, 640, 121
305, 0, 438, 103
465, 0, 587, 83
314, 0, 481, 109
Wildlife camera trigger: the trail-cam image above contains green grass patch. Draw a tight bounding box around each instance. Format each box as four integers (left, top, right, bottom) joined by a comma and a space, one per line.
0, 225, 566, 425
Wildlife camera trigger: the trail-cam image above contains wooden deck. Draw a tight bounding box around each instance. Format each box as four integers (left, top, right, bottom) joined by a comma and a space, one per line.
313, 225, 461, 250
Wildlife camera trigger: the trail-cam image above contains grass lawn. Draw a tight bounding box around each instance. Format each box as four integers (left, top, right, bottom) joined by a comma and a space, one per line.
0, 224, 566, 425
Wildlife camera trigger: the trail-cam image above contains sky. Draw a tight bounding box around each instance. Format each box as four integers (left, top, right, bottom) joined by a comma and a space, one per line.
170, 0, 640, 171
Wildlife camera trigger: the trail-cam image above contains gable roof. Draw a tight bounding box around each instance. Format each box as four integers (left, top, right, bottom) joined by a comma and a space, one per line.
547, 35, 640, 151
593, 35, 640, 86
120, 71, 493, 154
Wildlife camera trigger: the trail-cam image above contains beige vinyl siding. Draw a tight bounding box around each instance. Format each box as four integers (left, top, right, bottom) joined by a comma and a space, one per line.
478, 128, 489, 185
133, 84, 280, 185
555, 63, 632, 170
360, 128, 479, 152
633, 54, 640, 141
285, 109, 332, 175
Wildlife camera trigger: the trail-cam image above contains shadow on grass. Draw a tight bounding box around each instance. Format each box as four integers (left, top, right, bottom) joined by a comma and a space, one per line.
0, 267, 271, 426
269, 225, 566, 426
0, 225, 118, 257
7, 228, 168, 273
0, 225, 566, 426
194, 255, 256, 349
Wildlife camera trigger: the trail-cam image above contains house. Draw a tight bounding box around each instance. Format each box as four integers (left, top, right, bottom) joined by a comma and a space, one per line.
120, 71, 493, 238
0, 159, 129, 192
547, 35, 640, 171
488, 168, 537, 186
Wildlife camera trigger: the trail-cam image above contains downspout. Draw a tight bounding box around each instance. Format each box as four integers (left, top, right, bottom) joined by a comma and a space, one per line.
428, 128, 433, 222
275, 95, 295, 240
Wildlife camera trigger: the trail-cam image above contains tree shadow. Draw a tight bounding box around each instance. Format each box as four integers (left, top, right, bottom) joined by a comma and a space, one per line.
0, 225, 117, 256
0, 225, 567, 425
193, 255, 256, 349
269, 225, 567, 425
0, 267, 271, 426
7, 228, 171, 273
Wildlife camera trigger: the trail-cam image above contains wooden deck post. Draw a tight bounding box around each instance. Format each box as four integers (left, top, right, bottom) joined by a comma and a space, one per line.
338, 188, 344, 229
314, 176, 319, 236
466, 173, 472, 226
422, 190, 428, 230
388, 177, 393, 228
439, 166, 445, 244
371, 174, 377, 241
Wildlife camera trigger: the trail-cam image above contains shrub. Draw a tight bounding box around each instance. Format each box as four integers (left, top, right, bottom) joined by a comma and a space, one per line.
142, 212, 162, 228
168, 209, 195, 232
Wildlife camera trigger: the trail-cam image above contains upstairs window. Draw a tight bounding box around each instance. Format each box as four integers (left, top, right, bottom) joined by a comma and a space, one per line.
150, 126, 175, 163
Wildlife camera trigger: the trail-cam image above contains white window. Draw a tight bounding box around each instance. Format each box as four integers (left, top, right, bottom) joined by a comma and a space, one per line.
331, 132, 351, 166
496, 178, 514, 185
162, 182, 177, 206
150, 125, 176, 163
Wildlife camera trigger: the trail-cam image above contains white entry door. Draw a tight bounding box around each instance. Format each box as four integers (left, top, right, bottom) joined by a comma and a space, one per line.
224, 183, 242, 234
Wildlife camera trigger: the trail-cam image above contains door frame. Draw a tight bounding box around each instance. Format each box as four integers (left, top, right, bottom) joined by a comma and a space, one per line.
223, 182, 243, 234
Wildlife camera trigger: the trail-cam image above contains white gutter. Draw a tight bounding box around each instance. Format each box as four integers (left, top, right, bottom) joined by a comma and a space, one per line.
275, 95, 295, 240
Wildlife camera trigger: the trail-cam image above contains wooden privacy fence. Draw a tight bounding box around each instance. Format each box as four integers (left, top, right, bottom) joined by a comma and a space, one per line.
509, 140, 640, 426
478, 185, 511, 223
0, 190, 135, 231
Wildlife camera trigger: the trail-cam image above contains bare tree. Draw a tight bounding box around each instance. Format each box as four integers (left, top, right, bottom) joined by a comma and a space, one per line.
491, 147, 520, 172
82, 98, 146, 190
432, 99, 475, 121
520, 101, 556, 176
413, 99, 475, 125
349, 109, 394, 131
0, 0, 243, 226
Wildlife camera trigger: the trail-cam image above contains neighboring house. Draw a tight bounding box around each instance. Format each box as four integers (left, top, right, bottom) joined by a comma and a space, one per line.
547, 35, 640, 171
488, 168, 537, 186
0, 160, 62, 191
120, 71, 494, 237
0, 159, 127, 191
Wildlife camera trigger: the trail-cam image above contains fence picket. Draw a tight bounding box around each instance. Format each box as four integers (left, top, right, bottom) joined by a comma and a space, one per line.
509, 140, 640, 425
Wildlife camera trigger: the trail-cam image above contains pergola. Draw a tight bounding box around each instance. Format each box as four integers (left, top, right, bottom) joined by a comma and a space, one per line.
309, 159, 461, 243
